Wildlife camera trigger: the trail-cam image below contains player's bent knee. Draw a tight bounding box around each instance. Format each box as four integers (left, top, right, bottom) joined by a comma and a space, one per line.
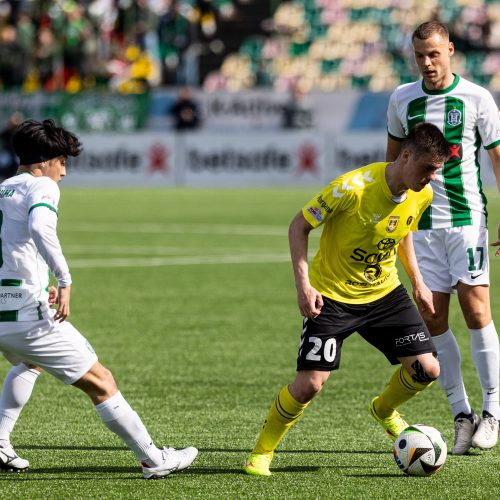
98, 365, 118, 395
410, 358, 439, 384
290, 374, 327, 402
74, 363, 118, 403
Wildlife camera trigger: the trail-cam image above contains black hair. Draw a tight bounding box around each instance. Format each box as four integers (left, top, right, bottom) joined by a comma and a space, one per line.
402, 122, 450, 162
12, 119, 82, 165
412, 21, 449, 42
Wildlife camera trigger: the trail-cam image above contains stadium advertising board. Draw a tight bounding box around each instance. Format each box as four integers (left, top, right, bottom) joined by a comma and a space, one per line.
0, 92, 149, 132
181, 132, 328, 186
333, 132, 387, 174
63, 133, 177, 186
333, 132, 497, 186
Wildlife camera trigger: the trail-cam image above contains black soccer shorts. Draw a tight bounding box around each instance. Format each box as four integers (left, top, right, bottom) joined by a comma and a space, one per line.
296, 284, 436, 371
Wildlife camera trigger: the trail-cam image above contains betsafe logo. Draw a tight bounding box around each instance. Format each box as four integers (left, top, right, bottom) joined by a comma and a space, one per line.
148, 143, 170, 173
296, 144, 319, 175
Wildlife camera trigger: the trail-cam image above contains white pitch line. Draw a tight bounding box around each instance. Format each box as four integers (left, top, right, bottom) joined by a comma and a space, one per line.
68, 253, 292, 269
63, 245, 259, 255
61, 222, 320, 238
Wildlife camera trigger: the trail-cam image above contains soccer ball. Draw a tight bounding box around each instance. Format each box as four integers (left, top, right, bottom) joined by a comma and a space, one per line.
393, 425, 447, 476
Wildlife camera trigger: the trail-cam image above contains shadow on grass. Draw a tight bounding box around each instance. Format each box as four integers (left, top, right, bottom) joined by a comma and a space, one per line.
17, 445, 127, 451
344, 473, 402, 478
17, 445, 390, 455
197, 448, 389, 455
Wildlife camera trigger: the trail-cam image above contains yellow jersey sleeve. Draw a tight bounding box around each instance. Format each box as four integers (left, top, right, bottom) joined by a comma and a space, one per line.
302, 174, 360, 228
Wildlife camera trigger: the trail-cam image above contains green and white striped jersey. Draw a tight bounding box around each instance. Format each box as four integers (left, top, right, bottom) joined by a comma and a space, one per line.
387, 74, 500, 229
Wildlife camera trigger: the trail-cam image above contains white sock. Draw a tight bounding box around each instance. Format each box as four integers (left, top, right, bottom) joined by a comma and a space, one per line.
94, 391, 163, 467
470, 321, 500, 420
432, 329, 471, 417
0, 364, 40, 447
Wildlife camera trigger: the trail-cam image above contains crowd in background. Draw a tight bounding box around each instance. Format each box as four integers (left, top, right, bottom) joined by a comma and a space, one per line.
0, 0, 230, 93
0, 0, 499, 95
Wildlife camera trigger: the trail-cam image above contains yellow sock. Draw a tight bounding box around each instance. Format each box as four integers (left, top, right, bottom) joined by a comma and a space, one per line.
253, 385, 310, 455
374, 366, 433, 419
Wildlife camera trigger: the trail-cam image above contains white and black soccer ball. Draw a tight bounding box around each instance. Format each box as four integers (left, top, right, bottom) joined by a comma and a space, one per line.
393, 424, 447, 476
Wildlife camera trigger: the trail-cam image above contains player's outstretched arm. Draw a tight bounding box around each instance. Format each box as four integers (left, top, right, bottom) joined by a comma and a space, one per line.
397, 233, 435, 315
488, 146, 500, 256
289, 211, 323, 318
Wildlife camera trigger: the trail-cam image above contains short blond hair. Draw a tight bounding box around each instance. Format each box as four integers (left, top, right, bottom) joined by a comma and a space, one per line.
412, 21, 449, 41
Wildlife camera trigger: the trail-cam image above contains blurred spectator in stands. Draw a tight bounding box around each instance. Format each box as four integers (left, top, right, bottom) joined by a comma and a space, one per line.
62, 3, 95, 92
16, 9, 36, 54
0, 25, 28, 89
158, 0, 191, 84
170, 86, 201, 130
282, 86, 313, 129
34, 26, 63, 91
0, 112, 22, 181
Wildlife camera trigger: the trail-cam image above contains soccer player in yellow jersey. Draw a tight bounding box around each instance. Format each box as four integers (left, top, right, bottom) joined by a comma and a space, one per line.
244, 122, 450, 476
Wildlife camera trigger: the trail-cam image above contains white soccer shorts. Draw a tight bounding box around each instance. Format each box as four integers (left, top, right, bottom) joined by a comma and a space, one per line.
413, 225, 490, 294
0, 315, 98, 385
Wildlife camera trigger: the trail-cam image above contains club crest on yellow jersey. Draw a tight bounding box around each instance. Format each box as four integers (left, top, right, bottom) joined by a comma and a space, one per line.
386, 216, 400, 233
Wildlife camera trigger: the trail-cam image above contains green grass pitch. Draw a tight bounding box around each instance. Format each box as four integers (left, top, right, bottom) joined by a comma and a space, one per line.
1, 187, 499, 498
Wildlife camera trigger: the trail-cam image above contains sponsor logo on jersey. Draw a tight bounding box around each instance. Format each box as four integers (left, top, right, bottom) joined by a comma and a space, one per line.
395, 332, 428, 346
364, 264, 382, 282
448, 143, 462, 159
350, 246, 397, 264
316, 194, 333, 214
371, 213, 382, 223
345, 272, 390, 288
447, 108, 462, 126
0, 188, 15, 198
377, 238, 396, 250
406, 216, 414, 226
307, 206, 323, 222
386, 216, 399, 233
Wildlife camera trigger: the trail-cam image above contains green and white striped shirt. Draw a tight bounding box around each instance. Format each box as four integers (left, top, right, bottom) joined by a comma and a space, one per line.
387, 74, 500, 229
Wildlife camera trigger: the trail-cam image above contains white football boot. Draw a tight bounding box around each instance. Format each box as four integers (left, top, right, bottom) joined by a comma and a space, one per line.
0, 444, 29, 472
471, 411, 499, 449
142, 446, 198, 479
452, 411, 480, 455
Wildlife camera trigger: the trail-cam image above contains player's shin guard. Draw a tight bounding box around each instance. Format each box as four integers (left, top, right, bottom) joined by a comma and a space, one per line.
0, 364, 40, 447
470, 322, 500, 420
252, 385, 310, 456
95, 391, 163, 467
374, 365, 433, 419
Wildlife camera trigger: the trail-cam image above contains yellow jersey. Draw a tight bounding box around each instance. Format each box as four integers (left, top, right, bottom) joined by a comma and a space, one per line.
302, 162, 433, 304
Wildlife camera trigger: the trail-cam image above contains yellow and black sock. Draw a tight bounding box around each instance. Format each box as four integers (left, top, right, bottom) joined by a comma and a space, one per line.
252, 385, 310, 455
374, 365, 433, 419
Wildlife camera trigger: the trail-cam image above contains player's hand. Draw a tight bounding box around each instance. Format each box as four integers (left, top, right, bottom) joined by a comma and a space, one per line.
48, 286, 58, 305
491, 222, 500, 257
53, 285, 71, 322
413, 282, 435, 316
297, 285, 324, 318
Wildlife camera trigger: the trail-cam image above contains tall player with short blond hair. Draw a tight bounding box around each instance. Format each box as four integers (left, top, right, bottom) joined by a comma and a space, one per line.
387, 20, 500, 454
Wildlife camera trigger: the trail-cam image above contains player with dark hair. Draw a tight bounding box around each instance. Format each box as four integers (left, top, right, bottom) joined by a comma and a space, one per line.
0, 119, 198, 477
387, 20, 500, 454
244, 122, 449, 476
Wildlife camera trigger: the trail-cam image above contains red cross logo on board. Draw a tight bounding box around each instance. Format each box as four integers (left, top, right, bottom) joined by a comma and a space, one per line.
148, 143, 169, 173
297, 143, 319, 175
449, 143, 462, 159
